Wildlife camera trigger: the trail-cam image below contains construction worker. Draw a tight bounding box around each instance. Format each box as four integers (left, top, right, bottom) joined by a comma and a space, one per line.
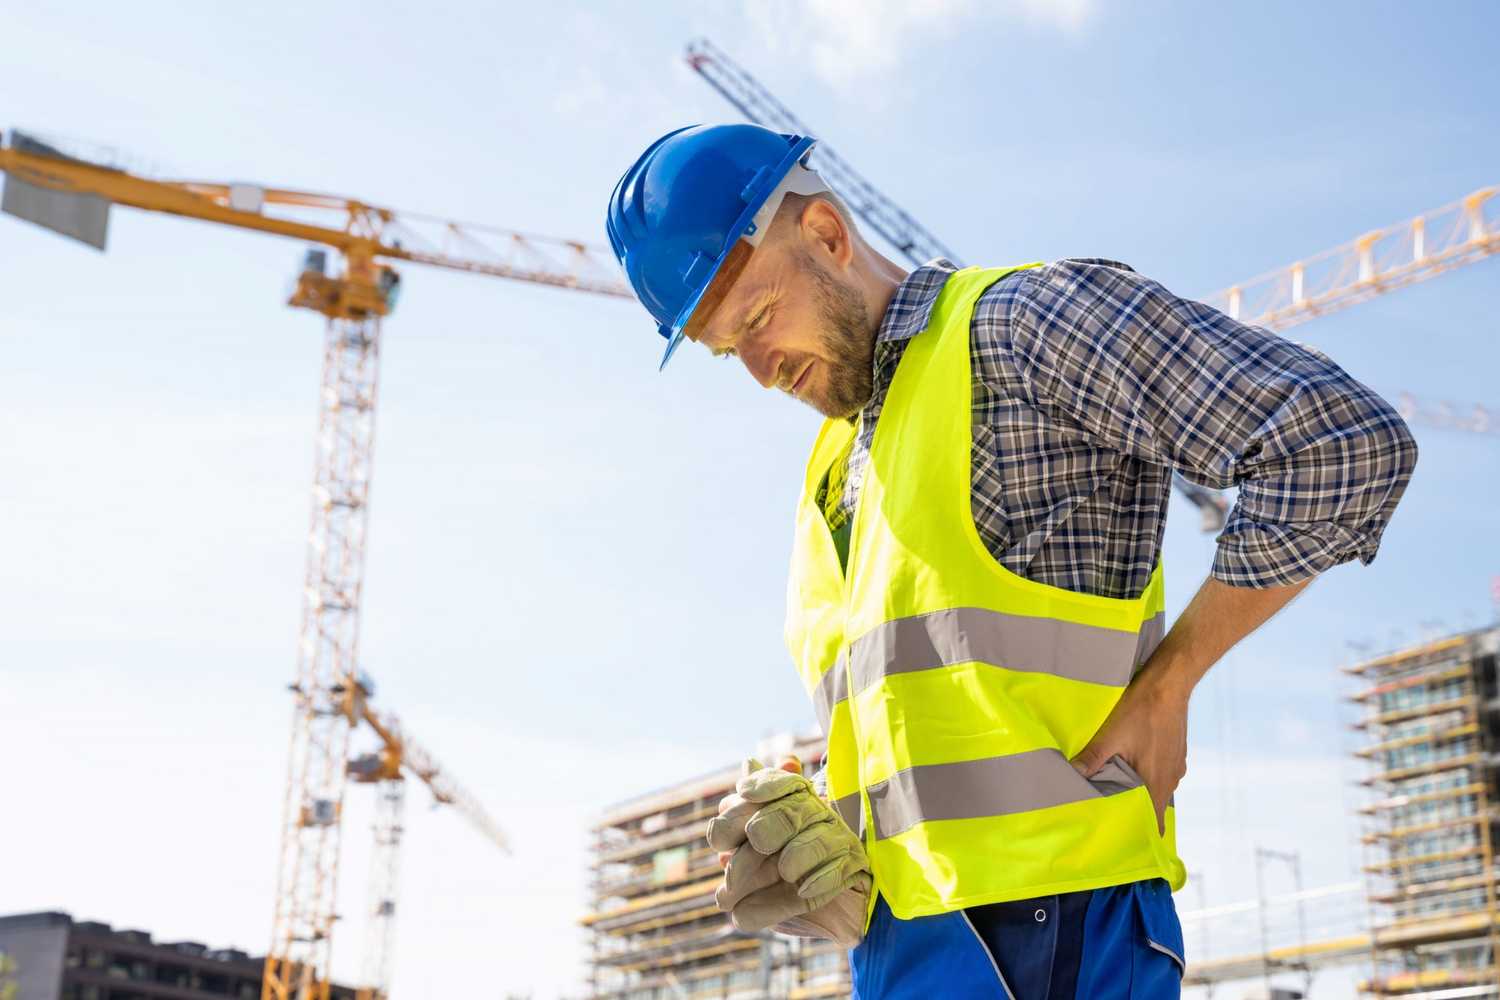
605, 124, 1417, 997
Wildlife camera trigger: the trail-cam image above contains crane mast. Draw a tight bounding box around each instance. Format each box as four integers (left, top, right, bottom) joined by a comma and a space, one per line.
359, 777, 405, 1000
0, 128, 620, 1000
266, 301, 384, 1000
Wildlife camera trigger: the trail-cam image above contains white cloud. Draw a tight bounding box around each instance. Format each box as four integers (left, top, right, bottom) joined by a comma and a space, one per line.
743, 0, 1100, 92
1015, 0, 1098, 33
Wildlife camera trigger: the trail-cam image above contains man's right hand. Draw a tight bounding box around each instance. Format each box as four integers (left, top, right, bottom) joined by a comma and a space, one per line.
706, 756, 871, 946
714, 841, 871, 946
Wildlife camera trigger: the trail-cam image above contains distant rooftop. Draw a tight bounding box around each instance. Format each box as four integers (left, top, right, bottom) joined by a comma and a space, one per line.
0, 911, 258, 964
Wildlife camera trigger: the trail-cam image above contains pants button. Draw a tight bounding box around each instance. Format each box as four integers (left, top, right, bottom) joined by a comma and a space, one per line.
1034, 908, 1047, 923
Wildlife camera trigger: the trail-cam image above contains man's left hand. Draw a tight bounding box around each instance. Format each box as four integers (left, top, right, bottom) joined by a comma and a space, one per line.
1070, 575, 1316, 834
1069, 667, 1189, 835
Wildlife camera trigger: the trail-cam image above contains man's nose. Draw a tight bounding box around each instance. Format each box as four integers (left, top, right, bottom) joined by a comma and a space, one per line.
739, 340, 785, 390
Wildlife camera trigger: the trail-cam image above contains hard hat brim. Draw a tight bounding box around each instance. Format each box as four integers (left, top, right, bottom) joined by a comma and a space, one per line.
658, 254, 726, 371
660, 328, 688, 370
658, 279, 711, 370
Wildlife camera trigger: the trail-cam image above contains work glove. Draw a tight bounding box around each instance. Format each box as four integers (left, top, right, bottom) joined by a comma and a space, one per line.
706, 757, 871, 947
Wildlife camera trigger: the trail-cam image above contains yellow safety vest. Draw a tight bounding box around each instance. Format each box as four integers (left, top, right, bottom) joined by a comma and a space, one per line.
784, 265, 1185, 921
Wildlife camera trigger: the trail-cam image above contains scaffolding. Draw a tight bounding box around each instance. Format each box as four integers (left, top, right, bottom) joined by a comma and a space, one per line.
1348, 626, 1500, 996
581, 735, 850, 1000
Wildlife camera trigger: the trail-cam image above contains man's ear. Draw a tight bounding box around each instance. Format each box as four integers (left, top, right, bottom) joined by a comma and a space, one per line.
799, 199, 853, 269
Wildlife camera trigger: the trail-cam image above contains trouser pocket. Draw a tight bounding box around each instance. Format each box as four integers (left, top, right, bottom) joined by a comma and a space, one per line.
1132, 879, 1185, 997
1074, 880, 1184, 1000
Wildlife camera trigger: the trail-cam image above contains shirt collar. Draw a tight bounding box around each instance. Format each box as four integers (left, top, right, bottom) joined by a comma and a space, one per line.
875, 258, 960, 344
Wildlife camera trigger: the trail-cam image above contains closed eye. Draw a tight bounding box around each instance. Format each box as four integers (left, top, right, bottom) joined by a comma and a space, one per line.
711, 305, 768, 360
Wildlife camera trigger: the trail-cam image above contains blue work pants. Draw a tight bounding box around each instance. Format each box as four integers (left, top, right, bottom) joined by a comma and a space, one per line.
849, 879, 1185, 999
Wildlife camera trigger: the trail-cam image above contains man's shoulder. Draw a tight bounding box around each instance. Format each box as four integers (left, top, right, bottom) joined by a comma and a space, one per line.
1050, 257, 1136, 273
989, 257, 1137, 290
967, 260, 1146, 379
976, 258, 1137, 303
973, 258, 1144, 331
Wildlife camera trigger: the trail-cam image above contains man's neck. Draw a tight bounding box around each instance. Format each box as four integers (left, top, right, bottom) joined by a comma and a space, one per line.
855, 248, 910, 348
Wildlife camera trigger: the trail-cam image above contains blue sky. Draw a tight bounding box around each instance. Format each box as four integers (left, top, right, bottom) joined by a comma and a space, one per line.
3, 2, 1498, 996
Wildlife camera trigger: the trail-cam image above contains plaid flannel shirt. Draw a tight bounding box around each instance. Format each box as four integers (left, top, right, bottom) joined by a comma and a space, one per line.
826, 259, 1417, 598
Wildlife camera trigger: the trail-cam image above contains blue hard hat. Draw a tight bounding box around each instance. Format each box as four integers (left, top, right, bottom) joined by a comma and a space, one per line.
607, 124, 817, 369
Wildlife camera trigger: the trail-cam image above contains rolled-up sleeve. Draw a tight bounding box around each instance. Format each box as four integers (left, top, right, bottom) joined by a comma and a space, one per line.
1001, 259, 1419, 588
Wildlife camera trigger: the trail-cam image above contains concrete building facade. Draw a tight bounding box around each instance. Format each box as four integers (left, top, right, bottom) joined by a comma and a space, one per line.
0, 912, 355, 1000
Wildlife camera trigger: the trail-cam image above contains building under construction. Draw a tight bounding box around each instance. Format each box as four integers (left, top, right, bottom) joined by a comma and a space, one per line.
582, 734, 850, 1000
1350, 625, 1500, 995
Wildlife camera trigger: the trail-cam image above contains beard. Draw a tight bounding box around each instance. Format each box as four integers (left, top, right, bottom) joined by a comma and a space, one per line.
798, 251, 875, 420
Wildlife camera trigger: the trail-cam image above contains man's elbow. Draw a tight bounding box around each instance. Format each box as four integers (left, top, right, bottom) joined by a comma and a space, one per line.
1383, 407, 1419, 484
1396, 418, 1419, 481
1327, 400, 1419, 570
1361, 399, 1420, 503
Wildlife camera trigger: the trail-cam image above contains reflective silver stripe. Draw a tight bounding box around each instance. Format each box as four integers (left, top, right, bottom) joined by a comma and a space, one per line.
865, 749, 1144, 841
831, 792, 862, 836
848, 607, 1159, 700
809, 657, 848, 735
1134, 611, 1166, 673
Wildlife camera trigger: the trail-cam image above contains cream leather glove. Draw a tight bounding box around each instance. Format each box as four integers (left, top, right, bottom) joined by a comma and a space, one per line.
764, 877, 871, 947
707, 758, 871, 947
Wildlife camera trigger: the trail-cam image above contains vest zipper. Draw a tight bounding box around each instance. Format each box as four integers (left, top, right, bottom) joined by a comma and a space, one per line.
841, 407, 866, 592
958, 909, 1016, 1000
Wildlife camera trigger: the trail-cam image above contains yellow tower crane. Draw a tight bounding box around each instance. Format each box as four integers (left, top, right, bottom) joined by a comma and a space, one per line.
0, 128, 631, 1000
